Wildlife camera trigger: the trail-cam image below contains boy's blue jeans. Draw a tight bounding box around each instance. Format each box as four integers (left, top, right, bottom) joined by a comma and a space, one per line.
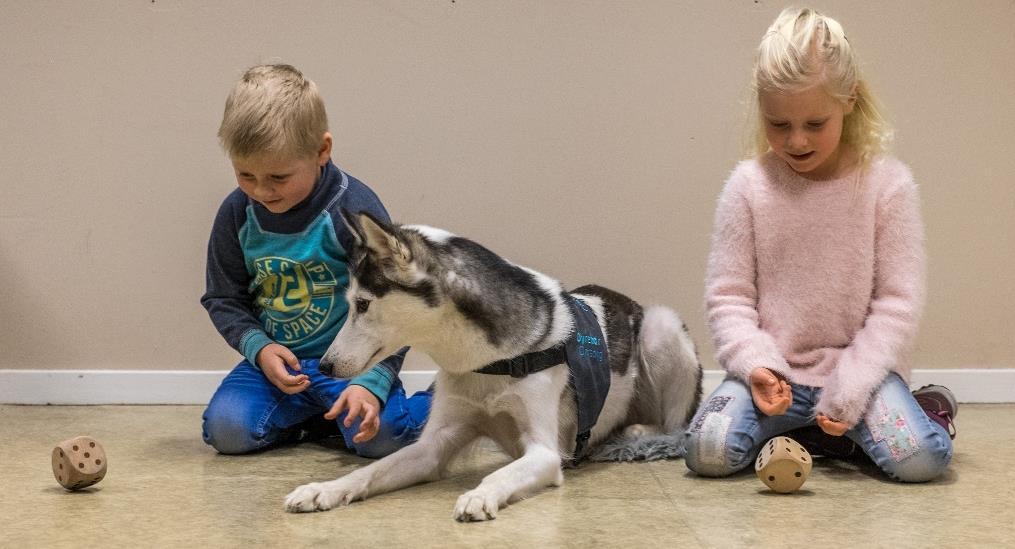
202, 359, 431, 459
684, 373, 953, 482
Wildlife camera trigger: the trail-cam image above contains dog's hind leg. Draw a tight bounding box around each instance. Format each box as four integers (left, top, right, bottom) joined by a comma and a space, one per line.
588, 306, 703, 462
640, 305, 703, 433
452, 442, 562, 522
284, 421, 477, 513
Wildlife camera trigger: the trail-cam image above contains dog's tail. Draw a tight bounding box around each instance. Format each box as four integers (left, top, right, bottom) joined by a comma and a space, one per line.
588, 305, 703, 462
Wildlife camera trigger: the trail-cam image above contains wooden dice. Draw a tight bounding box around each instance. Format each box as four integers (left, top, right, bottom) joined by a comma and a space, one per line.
52, 436, 106, 491
755, 436, 811, 493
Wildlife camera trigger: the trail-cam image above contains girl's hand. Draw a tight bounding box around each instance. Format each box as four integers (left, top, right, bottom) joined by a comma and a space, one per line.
816, 414, 850, 437
750, 367, 792, 416
326, 385, 381, 444
257, 343, 310, 394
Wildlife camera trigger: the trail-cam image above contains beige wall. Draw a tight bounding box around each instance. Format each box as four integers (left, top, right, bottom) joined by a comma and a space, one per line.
1, 1, 1012, 373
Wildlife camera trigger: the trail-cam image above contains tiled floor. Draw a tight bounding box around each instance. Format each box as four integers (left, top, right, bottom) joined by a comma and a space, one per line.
4, 404, 1013, 547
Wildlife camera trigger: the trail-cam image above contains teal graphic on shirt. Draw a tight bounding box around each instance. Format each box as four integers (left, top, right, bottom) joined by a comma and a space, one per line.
252, 256, 337, 342
239, 205, 350, 358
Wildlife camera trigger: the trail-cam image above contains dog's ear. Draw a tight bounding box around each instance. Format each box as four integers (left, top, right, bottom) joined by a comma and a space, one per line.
357, 212, 412, 269
339, 207, 365, 247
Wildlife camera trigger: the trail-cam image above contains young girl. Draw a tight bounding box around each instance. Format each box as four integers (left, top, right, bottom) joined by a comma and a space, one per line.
685, 7, 955, 482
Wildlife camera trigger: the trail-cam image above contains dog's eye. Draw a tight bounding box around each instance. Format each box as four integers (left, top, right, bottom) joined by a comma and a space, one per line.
355, 298, 370, 314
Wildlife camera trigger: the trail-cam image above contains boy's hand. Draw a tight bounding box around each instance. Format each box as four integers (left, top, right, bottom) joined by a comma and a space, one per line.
816, 414, 850, 437
257, 343, 310, 394
750, 367, 792, 416
326, 385, 381, 444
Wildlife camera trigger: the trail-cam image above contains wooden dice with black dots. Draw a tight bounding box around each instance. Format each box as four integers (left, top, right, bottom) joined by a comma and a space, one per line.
52, 436, 107, 491
755, 436, 812, 493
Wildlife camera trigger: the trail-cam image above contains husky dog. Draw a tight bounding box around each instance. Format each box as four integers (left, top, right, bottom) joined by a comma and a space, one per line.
284, 212, 702, 520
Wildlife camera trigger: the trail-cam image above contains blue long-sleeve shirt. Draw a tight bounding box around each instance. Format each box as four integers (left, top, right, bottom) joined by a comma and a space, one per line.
201, 160, 403, 402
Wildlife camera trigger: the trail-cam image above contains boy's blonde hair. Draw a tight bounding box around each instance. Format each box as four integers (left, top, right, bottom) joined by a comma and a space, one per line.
218, 64, 328, 159
747, 7, 892, 167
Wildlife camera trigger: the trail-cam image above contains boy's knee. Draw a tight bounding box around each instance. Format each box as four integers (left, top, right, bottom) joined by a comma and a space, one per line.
202, 410, 264, 455
349, 436, 403, 459
344, 406, 425, 459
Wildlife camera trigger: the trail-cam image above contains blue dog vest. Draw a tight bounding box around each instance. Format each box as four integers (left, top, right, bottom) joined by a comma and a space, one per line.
476, 295, 611, 461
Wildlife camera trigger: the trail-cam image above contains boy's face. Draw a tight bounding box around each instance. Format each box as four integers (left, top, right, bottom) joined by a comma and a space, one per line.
231, 133, 333, 214
760, 85, 854, 180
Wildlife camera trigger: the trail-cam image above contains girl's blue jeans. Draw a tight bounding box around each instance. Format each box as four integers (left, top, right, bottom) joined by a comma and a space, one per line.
684, 373, 953, 482
202, 359, 431, 459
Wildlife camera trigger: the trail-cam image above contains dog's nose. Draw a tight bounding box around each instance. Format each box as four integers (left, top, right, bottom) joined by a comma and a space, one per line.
318, 359, 334, 378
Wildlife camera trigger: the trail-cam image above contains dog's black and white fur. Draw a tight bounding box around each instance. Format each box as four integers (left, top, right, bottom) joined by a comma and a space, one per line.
284, 212, 702, 520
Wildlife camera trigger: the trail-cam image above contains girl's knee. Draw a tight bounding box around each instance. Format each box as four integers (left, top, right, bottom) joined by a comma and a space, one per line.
862, 387, 954, 483
683, 385, 756, 477
880, 431, 953, 483
684, 427, 754, 477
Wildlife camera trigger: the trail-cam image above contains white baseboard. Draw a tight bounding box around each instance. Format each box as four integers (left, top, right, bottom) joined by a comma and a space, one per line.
0, 368, 1011, 405
0, 369, 440, 405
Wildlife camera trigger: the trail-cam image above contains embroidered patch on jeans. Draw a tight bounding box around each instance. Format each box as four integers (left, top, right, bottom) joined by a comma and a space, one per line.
868, 399, 920, 462
691, 396, 733, 433
696, 412, 733, 468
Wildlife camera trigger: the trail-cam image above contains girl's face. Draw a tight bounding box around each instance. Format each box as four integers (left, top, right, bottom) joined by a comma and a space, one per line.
760, 85, 854, 180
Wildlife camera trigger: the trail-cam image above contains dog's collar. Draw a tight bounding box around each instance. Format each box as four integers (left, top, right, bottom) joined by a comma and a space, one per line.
474, 345, 566, 377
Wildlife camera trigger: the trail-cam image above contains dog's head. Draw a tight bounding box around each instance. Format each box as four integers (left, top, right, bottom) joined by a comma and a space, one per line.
319, 210, 444, 378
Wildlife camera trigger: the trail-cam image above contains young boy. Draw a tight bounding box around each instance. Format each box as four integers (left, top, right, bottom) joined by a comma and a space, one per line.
201, 64, 431, 458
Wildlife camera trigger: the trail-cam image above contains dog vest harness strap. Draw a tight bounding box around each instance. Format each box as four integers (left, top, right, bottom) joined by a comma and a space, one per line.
474, 346, 566, 377
475, 295, 611, 462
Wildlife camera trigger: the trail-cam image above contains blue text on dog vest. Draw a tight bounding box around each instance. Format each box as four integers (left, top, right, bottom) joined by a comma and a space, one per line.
576, 332, 604, 362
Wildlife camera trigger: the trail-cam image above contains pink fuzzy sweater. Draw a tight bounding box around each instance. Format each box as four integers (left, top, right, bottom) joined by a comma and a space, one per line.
705, 152, 925, 426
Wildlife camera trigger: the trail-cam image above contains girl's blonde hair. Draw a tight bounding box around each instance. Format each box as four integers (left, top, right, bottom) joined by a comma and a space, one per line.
218, 64, 328, 159
748, 7, 892, 167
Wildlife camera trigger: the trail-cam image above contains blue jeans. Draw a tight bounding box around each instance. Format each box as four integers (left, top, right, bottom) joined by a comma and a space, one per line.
684, 373, 953, 482
202, 359, 431, 458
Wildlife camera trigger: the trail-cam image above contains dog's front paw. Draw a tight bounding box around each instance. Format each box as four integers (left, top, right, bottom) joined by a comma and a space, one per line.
284, 480, 358, 513
453, 489, 500, 522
